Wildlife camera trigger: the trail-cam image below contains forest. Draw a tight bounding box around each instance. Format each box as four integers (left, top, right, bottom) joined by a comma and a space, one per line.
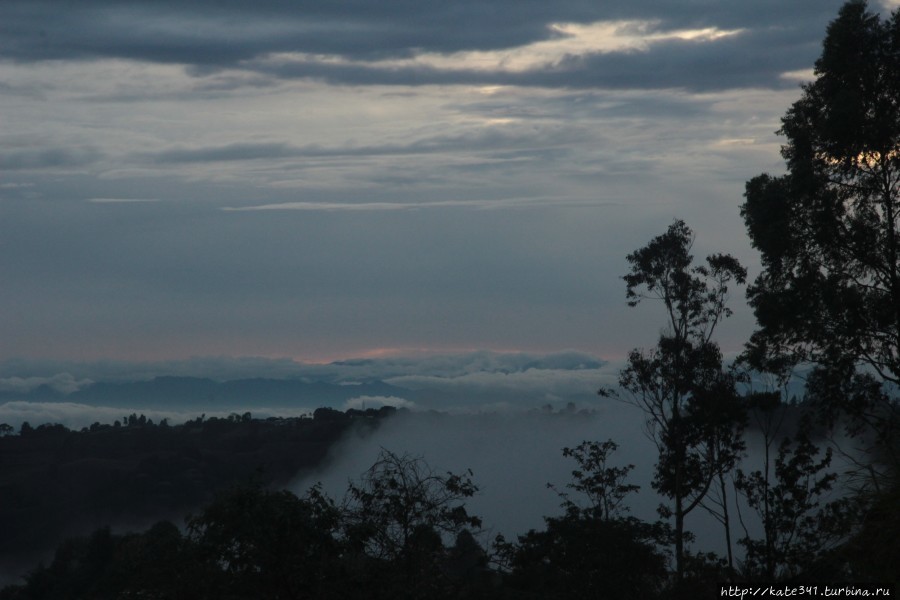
2, 1, 900, 597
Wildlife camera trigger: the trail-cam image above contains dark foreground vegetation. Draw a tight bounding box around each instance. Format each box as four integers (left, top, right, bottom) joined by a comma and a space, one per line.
0, 406, 395, 585
0, 432, 895, 600
3, 0, 900, 597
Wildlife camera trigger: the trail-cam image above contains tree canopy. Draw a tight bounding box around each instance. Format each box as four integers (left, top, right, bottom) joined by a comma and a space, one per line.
742, 0, 900, 385
608, 219, 746, 584
741, 0, 900, 489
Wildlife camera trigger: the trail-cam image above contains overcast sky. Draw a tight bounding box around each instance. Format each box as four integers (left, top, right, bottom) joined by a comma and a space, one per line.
3, 0, 896, 366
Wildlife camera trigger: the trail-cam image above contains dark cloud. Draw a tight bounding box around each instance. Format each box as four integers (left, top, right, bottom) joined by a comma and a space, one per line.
254, 25, 823, 92
0, 1, 848, 91
0, 147, 102, 170
0, 1, 578, 65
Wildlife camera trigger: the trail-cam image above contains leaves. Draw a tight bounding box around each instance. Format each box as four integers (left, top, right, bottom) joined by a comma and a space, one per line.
552, 439, 639, 521
735, 434, 855, 580
342, 449, 481, 563
613, 219, 747, 581
742, 0, 900, 388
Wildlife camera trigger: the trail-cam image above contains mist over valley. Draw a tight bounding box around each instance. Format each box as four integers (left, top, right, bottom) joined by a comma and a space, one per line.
0, 350, 839, 590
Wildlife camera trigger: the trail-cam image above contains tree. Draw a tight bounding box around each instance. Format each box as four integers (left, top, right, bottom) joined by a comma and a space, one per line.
99, 520, 200, 599
604, 220, 747, 583
341, 449, 482, 599
734, 433, 856, 580
187, 482, 342, 599
741, 0, 900, 486
506, 517, 668, 600
550, 439, 640, 522
501, 440, 668, 600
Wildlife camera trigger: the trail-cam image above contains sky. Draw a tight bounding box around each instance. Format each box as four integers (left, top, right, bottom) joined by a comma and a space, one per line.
4, 0, 898, 367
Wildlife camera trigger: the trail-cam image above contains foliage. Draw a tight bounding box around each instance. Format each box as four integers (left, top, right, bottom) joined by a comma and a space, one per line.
737, 0, 900, 582
343, 449, 481, 559
1, 448, 492, 600
835, 480, 900, 581
734, 433, 856, 580
0, 523, 199, 600
0, 407, 379, 573
341, 449, 483, 599
501, 440, 668, 600
505, 516, 668, 600
741, 0, 900, 485
606, 219, 746, 580
187, 483, 343, 599
550, 439, 639, 521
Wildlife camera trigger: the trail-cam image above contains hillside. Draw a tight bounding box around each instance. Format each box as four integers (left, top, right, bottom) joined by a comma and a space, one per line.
0, 408, 395, 585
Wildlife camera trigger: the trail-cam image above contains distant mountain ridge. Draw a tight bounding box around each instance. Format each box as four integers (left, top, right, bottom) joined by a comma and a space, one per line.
0, 376, 409, 409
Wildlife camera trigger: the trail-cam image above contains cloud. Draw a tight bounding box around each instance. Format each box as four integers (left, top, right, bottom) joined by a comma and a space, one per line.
0, 356, 309, 383
1, 1, 847, 92
0, 352, 616, 413
0, 350, 607, 385
222, 196, 607, 212
149, 142, 297, 164
292, 403, 800, 558
0, 373, 93, 395
385, 368, 610, 399
321, 350, 606, 381
292, 408, 661, 544
250, 24, 819, 92
342, 396, 417, 411
0, 3, 596, 66
146, 125, 591, 165
0, 147, 101, 170
87, 197, 160, 204
1, 2, 833, 366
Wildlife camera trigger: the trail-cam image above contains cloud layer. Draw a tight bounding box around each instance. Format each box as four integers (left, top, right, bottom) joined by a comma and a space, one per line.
1, 0, 874, 363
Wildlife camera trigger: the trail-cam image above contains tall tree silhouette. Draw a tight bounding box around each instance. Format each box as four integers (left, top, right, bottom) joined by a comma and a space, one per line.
603, 220, 746, 583
741, 0, 900, 486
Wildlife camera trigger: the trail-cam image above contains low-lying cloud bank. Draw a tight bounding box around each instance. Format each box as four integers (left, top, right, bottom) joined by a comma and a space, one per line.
0, 373, 93, 395
0, 350, 617, 413
0, 350, 605, 384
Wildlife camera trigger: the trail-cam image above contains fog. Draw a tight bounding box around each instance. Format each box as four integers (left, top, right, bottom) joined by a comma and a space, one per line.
0, 350, 854, 569
291, 403, 766, 557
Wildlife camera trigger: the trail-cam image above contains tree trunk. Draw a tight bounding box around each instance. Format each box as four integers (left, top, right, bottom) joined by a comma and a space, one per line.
720, 472, 733, 572
675, 493, 684, 581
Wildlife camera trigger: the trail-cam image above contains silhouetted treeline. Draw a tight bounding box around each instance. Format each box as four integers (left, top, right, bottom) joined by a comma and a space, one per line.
2, 441, 895, 600
0, 407, 400, 584
0, 447, 668, 600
